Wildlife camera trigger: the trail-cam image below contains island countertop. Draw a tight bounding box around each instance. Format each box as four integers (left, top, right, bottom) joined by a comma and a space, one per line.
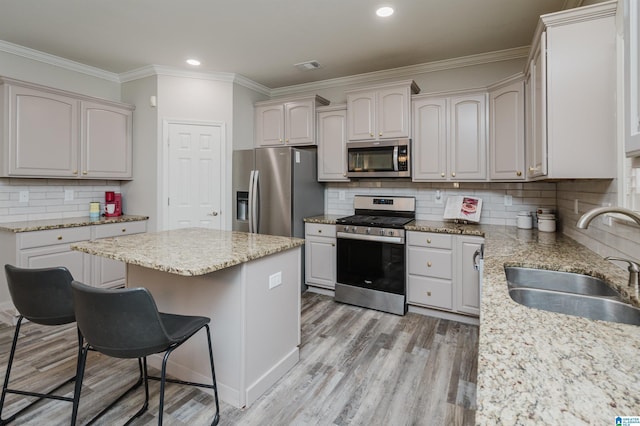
71, 227, 304, 276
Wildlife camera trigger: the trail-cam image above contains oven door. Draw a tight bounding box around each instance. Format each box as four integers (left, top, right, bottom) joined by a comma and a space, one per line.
336, 233, 405, 295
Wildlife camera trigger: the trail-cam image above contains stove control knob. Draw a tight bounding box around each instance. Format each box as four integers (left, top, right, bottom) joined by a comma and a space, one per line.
352, 227, 357, 233
366, 227, 371, 234
387, 230, 395, 236
343, 226, 350, 232
379, 229, 385, 236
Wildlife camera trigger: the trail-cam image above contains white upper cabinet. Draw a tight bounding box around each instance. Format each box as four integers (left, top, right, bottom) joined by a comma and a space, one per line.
488, 76, 525, 181
449, 94, 486, 180
82, 101, 133, 179
526, 2, 617, 179
346, 80, 419, 141
317, 105, 349, 181
3, 84, 79, 177
412, 97, 447, 180
412, 92, 487, 181
255, 95, 329, 147
624, 0, 640, 156
0, 77, 134, 179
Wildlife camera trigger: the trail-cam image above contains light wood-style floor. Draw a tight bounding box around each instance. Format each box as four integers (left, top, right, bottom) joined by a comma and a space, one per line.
0, 292, 478, 425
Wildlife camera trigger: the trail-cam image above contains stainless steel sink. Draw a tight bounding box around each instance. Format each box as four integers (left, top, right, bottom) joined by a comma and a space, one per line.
508, 287, 640, 326
505, 267, 620, 297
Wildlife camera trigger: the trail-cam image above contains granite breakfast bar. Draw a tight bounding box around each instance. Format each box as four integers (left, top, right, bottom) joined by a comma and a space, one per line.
71, 227, 305, 409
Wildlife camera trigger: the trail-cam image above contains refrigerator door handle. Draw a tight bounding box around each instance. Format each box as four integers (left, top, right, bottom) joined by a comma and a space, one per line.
251, 170, 260, 233
248, 170, 255, 233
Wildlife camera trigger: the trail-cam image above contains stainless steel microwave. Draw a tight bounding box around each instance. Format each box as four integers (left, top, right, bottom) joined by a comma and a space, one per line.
346, 139, 411, 178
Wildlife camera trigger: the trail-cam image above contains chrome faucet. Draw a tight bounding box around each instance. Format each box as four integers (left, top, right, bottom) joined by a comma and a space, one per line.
577, 206, 640, 289
576, 206, 640, 228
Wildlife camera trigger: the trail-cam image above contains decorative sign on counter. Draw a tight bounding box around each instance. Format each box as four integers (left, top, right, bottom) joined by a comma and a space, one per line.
443, 196, 483, 223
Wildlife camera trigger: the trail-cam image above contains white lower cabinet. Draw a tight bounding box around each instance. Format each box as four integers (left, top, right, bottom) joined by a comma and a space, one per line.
407, 231, 483, 318
90, 221, 147, 288
0, 220, 147, 309
304, 223, 336, 290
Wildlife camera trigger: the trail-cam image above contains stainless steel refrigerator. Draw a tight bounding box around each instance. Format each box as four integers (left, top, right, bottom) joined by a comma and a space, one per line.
232, 146, 325, 238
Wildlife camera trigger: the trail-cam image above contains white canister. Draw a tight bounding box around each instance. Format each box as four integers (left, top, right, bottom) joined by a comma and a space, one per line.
517, 211, 533, 229
537, 213, 557, 232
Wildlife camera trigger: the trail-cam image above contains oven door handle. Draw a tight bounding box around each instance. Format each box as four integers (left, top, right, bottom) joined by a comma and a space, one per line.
337, 232, 404, 244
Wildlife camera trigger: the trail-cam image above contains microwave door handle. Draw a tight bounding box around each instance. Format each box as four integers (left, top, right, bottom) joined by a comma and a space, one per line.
393, 146, 399, 172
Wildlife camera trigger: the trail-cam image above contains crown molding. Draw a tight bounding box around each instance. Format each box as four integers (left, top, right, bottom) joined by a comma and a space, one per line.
119, 64, 271, 95
0, 39, 120, 83
270, 46, 530, 98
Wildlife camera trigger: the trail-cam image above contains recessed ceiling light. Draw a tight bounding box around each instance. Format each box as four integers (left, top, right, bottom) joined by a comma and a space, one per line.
186, 59, 201, 66
376, 6, 394, 17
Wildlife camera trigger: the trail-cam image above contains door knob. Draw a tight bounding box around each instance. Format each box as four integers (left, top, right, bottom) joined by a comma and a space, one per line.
208, 211, 219, 216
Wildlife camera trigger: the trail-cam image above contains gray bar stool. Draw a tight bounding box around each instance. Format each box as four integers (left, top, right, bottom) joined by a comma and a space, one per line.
70, 280, 220, 425
0, 265, 83, 425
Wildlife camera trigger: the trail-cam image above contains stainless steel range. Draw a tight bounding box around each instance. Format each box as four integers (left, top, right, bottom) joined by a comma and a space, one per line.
335, 195, 415, 315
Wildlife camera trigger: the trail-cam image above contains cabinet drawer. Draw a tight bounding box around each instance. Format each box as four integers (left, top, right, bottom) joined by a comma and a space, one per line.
408, 276, 453, 310
93, 221, 147, 239
18, 227, 91, 249
305, 223, 336, 238
407, 232, 453, 249
407, 246, 452, 279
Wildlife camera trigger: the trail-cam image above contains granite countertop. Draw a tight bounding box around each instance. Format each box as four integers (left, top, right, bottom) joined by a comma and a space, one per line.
71, 227, 305, 277
303, 214, 345, 225
305, 215, 640, 421
0, 215, 149, 233
475, 225, 640, 424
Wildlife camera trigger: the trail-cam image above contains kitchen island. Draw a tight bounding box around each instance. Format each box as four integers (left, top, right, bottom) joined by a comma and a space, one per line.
71, 227, 305, 408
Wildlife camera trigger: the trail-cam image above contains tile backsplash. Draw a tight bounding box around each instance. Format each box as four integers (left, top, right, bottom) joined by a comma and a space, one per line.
326, 181, 557, 226
0, 178, 121, 223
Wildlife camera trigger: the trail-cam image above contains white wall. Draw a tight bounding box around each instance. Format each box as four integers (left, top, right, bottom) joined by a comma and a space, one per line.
121, 75, 159, 228
233, 83, 269, 150
0, 49, 121, 101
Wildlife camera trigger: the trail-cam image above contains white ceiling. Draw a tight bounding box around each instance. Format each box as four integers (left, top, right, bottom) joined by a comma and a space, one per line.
0, 0, 585, 89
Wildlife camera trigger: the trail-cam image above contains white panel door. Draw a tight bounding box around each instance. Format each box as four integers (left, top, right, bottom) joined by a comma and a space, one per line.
168, 123, 224, 230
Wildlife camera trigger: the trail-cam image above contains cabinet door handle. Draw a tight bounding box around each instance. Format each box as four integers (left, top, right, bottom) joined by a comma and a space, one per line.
122, 228, 126, 233
318, 230, 322, 233
285, 138, 289, 143
73, 170, 78, 175
331, 243, 336, 247
427, 261, 432, 267
57, 236, 63, 240
427, 291, 432, 296
369, 132, 374, 137
529, 166, 540, 172
379, 132, 382, 136
82, 171, 88, 175
451, 172, 456, 177
426, 239, 431, 244
516, 171, 522, 177
440, 172, 445, 178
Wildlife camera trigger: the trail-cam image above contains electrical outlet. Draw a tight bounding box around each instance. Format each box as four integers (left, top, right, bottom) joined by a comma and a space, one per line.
504, 195, 513, 206
434, 190, 443, 205
19, 191, 28, 203
574, 199, 579, 214
64, 189, 74, 201
269, 271, 282, 289
602, 202, 612, 226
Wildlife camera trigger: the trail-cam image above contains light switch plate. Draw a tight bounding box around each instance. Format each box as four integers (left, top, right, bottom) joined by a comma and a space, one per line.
19, 191, 28, 203
504, 195, 512, 206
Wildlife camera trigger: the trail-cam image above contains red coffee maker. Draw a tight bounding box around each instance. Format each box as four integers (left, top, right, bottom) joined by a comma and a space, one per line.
105, 191, 122, 217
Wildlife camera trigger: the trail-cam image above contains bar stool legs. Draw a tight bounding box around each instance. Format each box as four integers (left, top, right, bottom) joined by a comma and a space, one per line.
0, 317, 82, 425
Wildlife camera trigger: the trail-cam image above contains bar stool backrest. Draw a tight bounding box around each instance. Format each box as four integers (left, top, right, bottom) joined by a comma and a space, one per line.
71, 281, 173, 359
4, 265, 75, 326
